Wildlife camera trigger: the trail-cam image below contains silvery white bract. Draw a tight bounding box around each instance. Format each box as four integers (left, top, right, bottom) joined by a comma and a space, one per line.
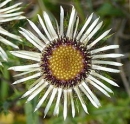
0, 0, 25, 65
9, 6, 123, 120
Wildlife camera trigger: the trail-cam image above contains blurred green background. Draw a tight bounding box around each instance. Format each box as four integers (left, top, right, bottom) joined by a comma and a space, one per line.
0, 0, 130, 124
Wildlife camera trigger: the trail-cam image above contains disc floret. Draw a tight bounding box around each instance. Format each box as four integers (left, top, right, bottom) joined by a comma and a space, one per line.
40, 38, 91, 88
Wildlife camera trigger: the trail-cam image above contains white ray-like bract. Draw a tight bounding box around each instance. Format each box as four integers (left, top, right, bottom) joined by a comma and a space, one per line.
9, 6, 123, 119
0, 0, 25, 64
0, 0, 25, 22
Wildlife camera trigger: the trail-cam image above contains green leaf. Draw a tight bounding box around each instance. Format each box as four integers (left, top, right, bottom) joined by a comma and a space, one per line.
97, 3, 124, 17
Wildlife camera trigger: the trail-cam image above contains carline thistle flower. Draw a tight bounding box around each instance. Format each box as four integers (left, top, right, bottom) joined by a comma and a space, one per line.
0, 0, 25, 65
9, 6, 123, 119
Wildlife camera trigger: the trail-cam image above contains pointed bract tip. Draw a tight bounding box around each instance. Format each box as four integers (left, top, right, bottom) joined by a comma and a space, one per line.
115, 84, 119, 87
8, 67, 12, 70
60, 6, 63, 9
34, 108, 38, 112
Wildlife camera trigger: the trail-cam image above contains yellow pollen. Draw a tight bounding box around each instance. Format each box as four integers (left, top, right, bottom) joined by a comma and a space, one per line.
48, 45, 84, 80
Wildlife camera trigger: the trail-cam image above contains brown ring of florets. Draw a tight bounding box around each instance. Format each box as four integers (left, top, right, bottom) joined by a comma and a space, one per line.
40, 37, 91, 89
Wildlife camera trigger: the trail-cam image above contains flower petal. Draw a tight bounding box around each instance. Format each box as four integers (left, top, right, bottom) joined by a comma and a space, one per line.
80, 17, 100, 42
87, 79, 110, 97
10, 51, 41, 61
82, 82, 101, 106
73, 17, 79, 39
5, 7, 21, 13
0, 26, 21, 41
74, 86, 88, 113
0, 46, 8, 61
21, 78, 44, 98
90, 71, 119, 87
76, 13, 93, 40
91, 45, 119, 54
92, 54, 123, 59
60, 6, 64, 37
88, 75, 113, 93
92, 65, 120, 73
83, 21, 103, 44
34, 85, 53, 112
88, 29, 111, 49
14, 68, 40, 77
43, 12, 58, 40
0, 12, 23, 17
53, 88, 62, 116
63, 90, 68, 120
44, 88, 57, 117
0, 2, 22, 12
19, 28, 45, 51
66, 6, 77, 39
9, 63, 39, 71
26, 81, 48, 102
38, 14, 52, 41
79, 84, 99, 108
0, 36, 19, 49
27, 19, 49, 44
0, 16, 25, 22
12, 72, 41, 84
0, 0, 11, 8
92, 60, 122, 66
69, 89, 75, 117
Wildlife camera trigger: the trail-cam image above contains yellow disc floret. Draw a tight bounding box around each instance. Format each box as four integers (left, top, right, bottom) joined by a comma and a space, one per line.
48, 45, 84, 81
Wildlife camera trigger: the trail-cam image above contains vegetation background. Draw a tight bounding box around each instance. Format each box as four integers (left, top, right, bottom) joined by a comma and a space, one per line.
0, 0, 130, 124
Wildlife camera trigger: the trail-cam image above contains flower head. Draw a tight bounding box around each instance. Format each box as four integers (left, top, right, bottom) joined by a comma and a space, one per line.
0, 0, 25, 65
9, 6, 123, 119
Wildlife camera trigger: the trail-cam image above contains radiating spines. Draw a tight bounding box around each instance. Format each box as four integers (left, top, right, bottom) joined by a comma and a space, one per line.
79, 84, 99, 108
37, 14, 52, 41
88, 75, 113, 93
80, 17, 100, 42
10, 51, 41, 61
90, 71, 119, 87
34, 85, 53, 112
90, 45, 119, 54
92, 65, 120, 73
76, 13, 94, 40
91, 44, 123, 72
63, 90, 68, 120
21, 78, 45, 99
0, 0, 11, 8
92, 60, 123, 66
92, 54, 123, 59
0, 46, 8, 61
0, 0, 26, 65
0, 0, 26, 22
19, 27, 45, 51
53, 88, 62, 116
0, 27, 21, 49
69, 89, 75, 117
8, 63, 39, 72
73, 16, 79, 39
0, 26, 22, 42
66, 6, 77, 39
83, 21, 103, 44
44, 88, 58, 118
43, 12, 58, 40
74, 86, 89, 114
60, 6, 64, 37
82, 82, 101, 106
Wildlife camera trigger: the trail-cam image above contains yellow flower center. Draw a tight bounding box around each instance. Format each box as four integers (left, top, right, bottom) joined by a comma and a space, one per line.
48, 45, 84, 81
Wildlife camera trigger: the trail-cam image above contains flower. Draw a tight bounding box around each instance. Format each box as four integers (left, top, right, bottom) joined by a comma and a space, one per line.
9, 6, 123, 119
0, 0, 25, 65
